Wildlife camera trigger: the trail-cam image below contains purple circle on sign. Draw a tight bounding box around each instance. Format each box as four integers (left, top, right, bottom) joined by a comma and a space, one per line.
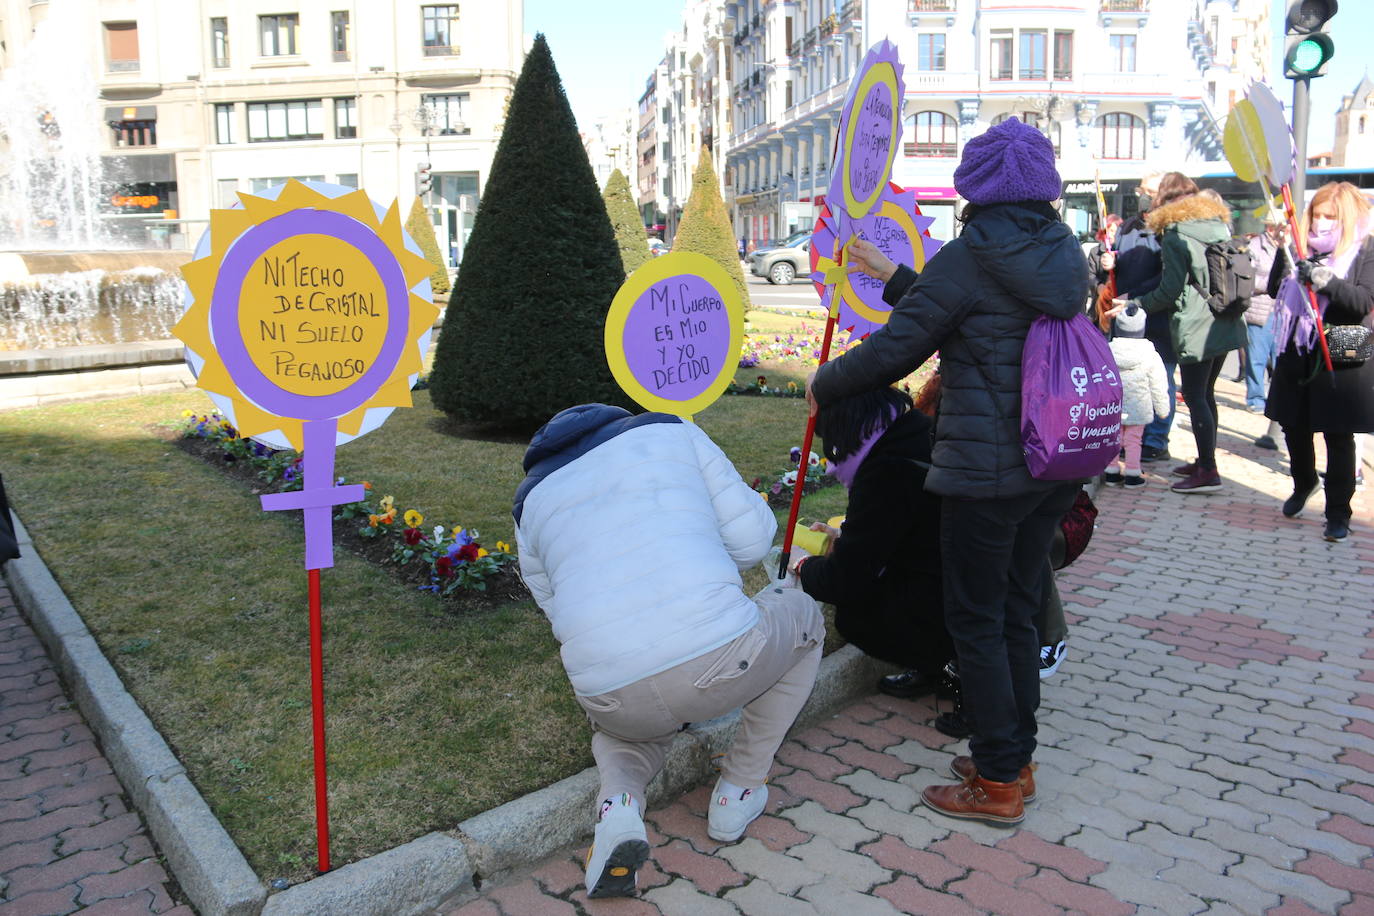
209, 209, 410, 422
848, 80, 894, 204
622, 274, 730, 402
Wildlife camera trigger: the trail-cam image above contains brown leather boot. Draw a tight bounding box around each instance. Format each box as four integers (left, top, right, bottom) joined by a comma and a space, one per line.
922, 774, 1025, 825
948, 756, 1036, 802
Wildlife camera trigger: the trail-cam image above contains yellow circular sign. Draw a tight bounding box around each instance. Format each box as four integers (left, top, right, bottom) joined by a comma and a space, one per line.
604, 251, 744, 417
841, 61, 901, 219
236, 234, 389, 398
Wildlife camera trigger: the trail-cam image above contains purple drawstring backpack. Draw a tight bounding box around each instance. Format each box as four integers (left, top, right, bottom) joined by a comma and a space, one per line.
1021, 313, 1123, 480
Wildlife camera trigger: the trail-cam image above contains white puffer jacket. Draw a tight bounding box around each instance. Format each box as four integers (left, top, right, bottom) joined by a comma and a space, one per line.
1108, 337, 1171, 427
514, 405, 776, 697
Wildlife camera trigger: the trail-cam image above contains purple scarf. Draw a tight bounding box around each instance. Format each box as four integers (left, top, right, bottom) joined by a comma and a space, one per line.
1272, 219, 1373, 354
830, 408, 899, 489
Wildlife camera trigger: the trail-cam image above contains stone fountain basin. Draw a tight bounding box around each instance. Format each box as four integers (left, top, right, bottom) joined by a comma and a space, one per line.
0, 249, 191, 283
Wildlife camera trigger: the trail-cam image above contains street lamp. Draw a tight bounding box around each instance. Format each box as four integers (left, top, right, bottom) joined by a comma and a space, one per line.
410, 105, 439, 201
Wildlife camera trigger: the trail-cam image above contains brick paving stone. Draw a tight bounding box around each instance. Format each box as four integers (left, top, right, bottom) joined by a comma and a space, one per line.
484, 878, 577, 916
788, 725, 845, 753
0, 883, 81, 916
784, 836, 891, 893
528, 855, 583, 896
1264, 816, 1372, 866
566, 888, 663, 915
944, 871, 1063, 916
1017, 868, 1134, 915
872, 875, 981, 916
738, 813, 811, 854
1294, 852, 1374, 897
846, 799, 952, 852
0, 837, 59, 873
858, 835, 964, 888
797, 879, 902, 916
1264, 902, 1332, 916
1158, 860, 1282, 913
716, 838, 819, 896
817, 717, 902, 751
643, 877, 742, 916
3, 847, 127, 899
1130, 823, 1239, 873
994, 832, 1107, 883
653, 838, 748, 894
928, 833, 1035, 885
778, 800, 877, 851
773, 743, 852, 782
1090, 862, 1206, 913
770, 771, 864, 815
76, 890, 162, 915
1194, 820, 1308, 870
1228, 855, 1353, 913
438, 898, 502, 916
827, 742, 916, 781
721, 879, 820, 916
1342, 894, 1374, 914
836, 769, 918, 812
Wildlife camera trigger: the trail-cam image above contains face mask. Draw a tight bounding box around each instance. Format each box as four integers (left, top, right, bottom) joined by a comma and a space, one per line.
1309, 218, 1340, 254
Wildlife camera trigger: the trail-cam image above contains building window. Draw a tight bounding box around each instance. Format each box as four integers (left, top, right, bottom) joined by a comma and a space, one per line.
246, 100, 323, 142
217, 178, 239, 208
990, 31, 1012, 81
334, 97, 356, 138
904, 111, 957, 158
259, 14, 299, 57
995, 112, 1062, 156
1097, 112, 1145, 160
331, 11, 349, 61
1110, 34, 1136, 72
215, 103, 234, 144
1019, 30, 1047, 80
917, 34, 945, 72
1053, 30, 1073, 80
423, 93, 469, 134
111, 120, 156, 147
211, 17, 229, 68
422, 5, 459, 56
251, 176, 324, 194
104, 21, 139, 72
336, 173, 359, 189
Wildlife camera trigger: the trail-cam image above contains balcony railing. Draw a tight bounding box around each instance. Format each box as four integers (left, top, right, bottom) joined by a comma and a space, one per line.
1101, 0, 1148, 11
423, 44, 458, 57
904, 141, 957, 158
908, 0, 956, 12
107, 59, 140, 72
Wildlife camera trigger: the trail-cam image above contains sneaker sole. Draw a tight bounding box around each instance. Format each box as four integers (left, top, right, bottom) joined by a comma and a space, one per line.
1172, 484, 1222, 494
946, 762, 1037, 803
920, 791, 1025, 826
1324, 533, 1348, 543
587, 839, 650, 898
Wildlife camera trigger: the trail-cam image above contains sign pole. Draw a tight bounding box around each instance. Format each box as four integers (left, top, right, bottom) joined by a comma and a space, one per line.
307, 565, 330, 873
777, 295, 838, 580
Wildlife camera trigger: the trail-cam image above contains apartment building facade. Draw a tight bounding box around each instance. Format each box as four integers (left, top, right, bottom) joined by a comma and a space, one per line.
0, 0, 521, 263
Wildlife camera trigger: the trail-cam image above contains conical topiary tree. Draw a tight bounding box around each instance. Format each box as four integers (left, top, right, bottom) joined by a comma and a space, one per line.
603, 168, 649, 277
427, 34, 630, 432
405, 197, 450, 296
671, 146, 748, 309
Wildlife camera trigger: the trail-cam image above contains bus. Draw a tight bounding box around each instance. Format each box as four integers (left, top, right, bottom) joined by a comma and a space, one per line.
1061, 166, 1374, 242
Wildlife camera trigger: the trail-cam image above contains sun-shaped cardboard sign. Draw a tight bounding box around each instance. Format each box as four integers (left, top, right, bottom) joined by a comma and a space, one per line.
809, 183, 943, 343
176, 179, 439, 570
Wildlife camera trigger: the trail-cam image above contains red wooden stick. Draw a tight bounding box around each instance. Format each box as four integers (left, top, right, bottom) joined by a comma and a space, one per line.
307, 567, 331, 873
777, 297, 839, 579
1281, 184, 1335, 373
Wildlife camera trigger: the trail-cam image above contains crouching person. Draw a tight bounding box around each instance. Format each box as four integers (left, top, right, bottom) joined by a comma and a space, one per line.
513, 404, 824, 898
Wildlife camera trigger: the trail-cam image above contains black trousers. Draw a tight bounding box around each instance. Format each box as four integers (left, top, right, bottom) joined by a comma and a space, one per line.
939, 482, 1080, 783
1178, 355, 1225, 471
1285, 427, 1357, 523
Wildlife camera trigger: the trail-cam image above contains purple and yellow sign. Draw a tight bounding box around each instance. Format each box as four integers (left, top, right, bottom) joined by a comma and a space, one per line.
604, 251, 744, 417
828, 39, 904, 223
175, 179, 439, 569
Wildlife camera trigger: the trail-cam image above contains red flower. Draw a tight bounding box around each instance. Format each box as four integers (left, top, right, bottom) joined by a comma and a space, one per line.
757, 375, 767, 385
435, 555, 455, 577
403, 527, 424, 545
456, 543, 480, 563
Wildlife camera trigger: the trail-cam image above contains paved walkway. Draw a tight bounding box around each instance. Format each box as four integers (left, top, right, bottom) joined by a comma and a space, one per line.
443, 383, 1374, 916
0, 582, 192, 916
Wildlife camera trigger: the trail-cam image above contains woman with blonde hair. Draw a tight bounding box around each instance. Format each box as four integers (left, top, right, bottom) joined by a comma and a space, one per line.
1266, 181, 1374, 542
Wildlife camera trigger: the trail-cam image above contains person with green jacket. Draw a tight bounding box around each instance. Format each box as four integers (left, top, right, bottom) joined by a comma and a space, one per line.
1113, 174, 1245, 494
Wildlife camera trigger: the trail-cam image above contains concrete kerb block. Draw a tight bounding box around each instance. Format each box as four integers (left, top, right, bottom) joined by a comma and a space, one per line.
4, 510, 266, 916
261, 833, 472, 916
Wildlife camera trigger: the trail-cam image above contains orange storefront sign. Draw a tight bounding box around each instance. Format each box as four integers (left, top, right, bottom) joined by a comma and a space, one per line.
111, 194, 160, 208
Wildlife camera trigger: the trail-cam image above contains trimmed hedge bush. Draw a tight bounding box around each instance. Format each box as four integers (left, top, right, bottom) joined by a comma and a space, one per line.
603, 168, 649, 278
671, 146, 748, 309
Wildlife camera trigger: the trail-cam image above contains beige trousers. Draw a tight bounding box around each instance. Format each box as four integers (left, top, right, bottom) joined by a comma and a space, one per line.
575, 585, 824, 806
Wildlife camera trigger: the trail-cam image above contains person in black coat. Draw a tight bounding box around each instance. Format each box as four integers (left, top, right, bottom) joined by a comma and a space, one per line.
791, 387, 952, 694
1265, 181, 1374, 542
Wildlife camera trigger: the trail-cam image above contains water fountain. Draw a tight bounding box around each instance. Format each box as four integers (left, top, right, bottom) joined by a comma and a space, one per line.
0, 0, 191, 407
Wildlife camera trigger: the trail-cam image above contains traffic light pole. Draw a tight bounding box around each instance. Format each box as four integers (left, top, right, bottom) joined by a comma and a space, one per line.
1291, 76, 1310, 207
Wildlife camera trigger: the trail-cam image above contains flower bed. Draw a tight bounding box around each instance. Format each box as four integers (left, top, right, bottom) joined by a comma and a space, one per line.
177, 411, 525, 608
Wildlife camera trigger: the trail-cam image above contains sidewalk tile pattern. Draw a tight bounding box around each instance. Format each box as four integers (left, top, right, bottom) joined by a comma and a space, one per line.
0, 583, 192, 916
440, 391, 1374, 915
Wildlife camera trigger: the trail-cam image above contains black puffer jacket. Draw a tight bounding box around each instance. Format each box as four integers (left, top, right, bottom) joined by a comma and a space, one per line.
811, 202, 1089, 500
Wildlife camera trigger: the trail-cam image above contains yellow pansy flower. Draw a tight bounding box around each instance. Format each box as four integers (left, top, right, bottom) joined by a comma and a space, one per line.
379, 495, 395, 514
496, 540, 512, 554
368, 514, 380, 528
477, 547, 489, 558
404, 509, 424, 528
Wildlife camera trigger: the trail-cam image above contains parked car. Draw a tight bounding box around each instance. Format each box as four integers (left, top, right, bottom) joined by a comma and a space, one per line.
647, 238, 670, 257
748, 233, 811, 284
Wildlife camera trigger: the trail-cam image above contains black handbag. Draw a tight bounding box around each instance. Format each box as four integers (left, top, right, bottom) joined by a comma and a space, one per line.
1325, 324, 1374, 368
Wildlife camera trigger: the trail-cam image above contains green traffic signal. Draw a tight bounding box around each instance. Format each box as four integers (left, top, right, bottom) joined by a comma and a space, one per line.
1284, 31, 1335, 78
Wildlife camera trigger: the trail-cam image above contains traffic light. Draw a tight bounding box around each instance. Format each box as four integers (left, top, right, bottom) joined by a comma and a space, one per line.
1284, 0, 1337, 79
415, 162, 433, 195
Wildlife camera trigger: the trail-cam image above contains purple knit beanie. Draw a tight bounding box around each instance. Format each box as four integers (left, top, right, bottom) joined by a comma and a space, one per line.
953, 117, 1062, 205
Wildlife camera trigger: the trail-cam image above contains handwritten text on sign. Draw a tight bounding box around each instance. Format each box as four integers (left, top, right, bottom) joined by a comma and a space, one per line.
237, 234, 388, 396
848, 81, 894, 207
622, 274, 730, 401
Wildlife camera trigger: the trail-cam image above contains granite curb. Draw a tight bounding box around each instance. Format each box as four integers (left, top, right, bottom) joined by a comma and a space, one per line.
4, 507, 889, 916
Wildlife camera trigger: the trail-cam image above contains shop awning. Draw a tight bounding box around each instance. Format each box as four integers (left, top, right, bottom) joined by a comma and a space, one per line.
104, 105, 157, 122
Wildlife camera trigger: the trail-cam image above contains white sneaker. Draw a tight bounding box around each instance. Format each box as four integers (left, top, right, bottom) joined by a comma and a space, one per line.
584, 794, 649, 898
707, 778, 768, 842
1038, 641, 1067, 679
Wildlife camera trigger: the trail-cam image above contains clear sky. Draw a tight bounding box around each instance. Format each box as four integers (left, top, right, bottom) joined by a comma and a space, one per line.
524, 1, 685, 131
1269, 0, 1372, 157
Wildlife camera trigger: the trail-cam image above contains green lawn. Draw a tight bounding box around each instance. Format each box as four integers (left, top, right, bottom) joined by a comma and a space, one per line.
0, 357, 856, 881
